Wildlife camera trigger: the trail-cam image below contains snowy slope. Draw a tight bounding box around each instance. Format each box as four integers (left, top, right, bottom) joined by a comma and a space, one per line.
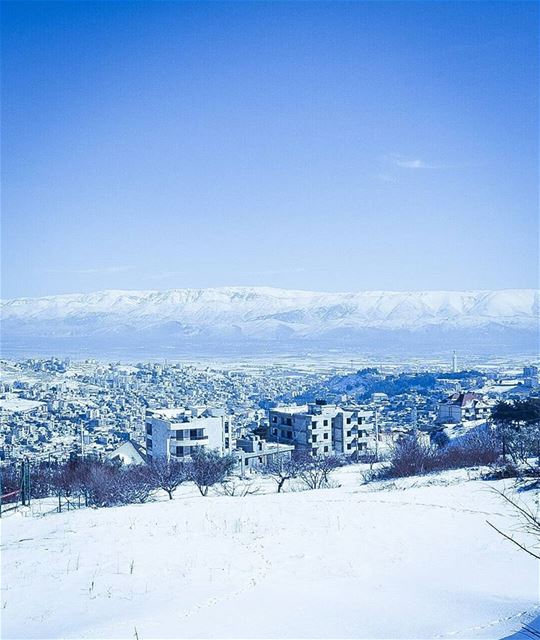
1, 468, 538, 639
1, 287, 538, 342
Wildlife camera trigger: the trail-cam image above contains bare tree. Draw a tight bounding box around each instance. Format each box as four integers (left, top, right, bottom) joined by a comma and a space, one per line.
295, 453, 341, 490
487, 488, 540, 560
186, 448, 236, 496
148, 459, 186, 500
120, 465, 155, 503
262, 456, 302, 493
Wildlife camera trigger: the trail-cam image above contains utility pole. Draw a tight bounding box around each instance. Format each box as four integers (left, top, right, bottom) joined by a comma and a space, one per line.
80, 424, 85, 459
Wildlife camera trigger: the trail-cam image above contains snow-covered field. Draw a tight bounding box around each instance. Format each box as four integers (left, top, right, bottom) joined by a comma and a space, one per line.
1, 467, 538, 639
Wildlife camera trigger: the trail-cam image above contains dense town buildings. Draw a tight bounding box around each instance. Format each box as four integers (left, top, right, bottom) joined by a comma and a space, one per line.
0, 357, 538, 467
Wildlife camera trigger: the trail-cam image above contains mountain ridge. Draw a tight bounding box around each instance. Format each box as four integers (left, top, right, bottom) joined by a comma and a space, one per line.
1, 287, 538, 342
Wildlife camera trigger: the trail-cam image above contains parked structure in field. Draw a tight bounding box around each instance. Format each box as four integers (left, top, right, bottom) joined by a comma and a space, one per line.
267, 401, 374, 456
437, 392, 492, 424
145, 406, 234, 462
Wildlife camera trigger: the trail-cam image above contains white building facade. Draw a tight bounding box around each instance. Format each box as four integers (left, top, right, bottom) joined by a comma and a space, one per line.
268, 402, 374, 456
146, 406, 234, 462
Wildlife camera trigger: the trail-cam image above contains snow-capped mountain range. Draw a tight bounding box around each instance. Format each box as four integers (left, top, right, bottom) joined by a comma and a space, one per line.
1, 287, 538, 348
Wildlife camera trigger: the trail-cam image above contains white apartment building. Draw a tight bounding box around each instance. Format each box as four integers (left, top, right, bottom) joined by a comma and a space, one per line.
333, 406, 374, 455
145, 406, 234, 462
268, 402, 374, 456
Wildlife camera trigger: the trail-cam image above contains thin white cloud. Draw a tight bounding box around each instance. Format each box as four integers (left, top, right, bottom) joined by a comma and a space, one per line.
387, 153, 452, 170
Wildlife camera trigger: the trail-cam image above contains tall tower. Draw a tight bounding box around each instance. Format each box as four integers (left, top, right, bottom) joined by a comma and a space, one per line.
452, 350, 458, 373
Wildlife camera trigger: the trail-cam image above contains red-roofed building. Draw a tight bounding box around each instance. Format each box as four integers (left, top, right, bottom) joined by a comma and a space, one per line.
437, 392, 492, 424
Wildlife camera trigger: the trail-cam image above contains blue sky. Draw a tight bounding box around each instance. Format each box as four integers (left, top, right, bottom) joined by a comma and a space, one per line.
2, 1, 538, 298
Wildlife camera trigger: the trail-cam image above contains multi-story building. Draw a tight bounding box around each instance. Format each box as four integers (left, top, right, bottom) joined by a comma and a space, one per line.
437, 392, 491, 424
267, 402, 374, 456
332, 406, 374, 455
145, 406, 234, 462
523, 365, 539, 388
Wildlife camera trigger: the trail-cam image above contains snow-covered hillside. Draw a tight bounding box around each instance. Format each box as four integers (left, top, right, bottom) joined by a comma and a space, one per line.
2, 468, 538, 639
1, 287, 538, 347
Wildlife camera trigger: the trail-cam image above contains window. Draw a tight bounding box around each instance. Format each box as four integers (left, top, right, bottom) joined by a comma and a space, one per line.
312, 448, 318, 456
312, 434, 318, 442
323, 432, 329, 440
176, 446, 184, 456
146, 438, 152, 449
312, 421, 317, 428
286, 418, 292, 426
272, 416, 277, 423
245, 458, 249, 466
272, 428, 277, 435
347, 443, 352, 450
224, 424, 229, 434
225, 438, 230, 448
281, 430, 287, 438
324, 446, 329, 453
287, 431, 292, 439
176, 430, 184, 440
346, 430, 351, 437
145, 424, 153, 435
358, 417, 364, 424
346, 418, 351, 425
323, 419, 328, 427
190, 429, 197, 438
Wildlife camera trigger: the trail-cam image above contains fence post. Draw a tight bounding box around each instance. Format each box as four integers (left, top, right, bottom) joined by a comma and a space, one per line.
20, 459, 31, 507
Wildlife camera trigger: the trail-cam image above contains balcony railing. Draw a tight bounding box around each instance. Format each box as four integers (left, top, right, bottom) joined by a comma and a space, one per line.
171, 435, 209, 444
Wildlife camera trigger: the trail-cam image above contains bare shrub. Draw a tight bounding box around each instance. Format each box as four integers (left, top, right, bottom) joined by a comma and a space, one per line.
385, 436, 438, 478
295, 453, 343, 490
438, 429, 500, 469
217, 476, 261, 497
0, 463, 21, 502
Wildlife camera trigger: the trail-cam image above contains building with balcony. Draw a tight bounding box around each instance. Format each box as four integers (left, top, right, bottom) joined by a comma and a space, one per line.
145, 406, 233, 462
267, 402, 374, 456
332, 406, 374, 455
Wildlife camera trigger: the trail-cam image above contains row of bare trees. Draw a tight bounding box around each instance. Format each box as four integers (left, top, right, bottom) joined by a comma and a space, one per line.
1, 448, 238, 508
371, 399, 540, 481
1, 447, 349, 510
